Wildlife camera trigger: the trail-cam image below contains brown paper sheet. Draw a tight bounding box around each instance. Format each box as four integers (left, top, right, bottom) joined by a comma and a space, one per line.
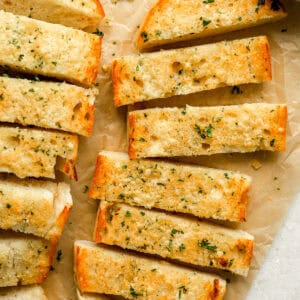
42, 0, 300, 299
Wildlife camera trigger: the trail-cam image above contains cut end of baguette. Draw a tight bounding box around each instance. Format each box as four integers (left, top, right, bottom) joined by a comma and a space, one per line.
88, 153, 110, 199
112, 60, 122, 107
85, 36, 102, 86
93, 0, 106, 20
136, 0, 287, 50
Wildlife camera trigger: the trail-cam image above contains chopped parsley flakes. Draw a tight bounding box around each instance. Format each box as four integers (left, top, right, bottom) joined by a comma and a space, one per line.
140, 31, 149, 43
194, 124, 213, 139
270, 139, 276, 147
198, 239, 217, 252
93, 28, 104, 36
202, 19, 211, 26
130, 286, 142, 297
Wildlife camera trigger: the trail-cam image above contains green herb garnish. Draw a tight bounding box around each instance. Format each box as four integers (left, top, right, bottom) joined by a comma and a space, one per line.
198, 239, 217, 252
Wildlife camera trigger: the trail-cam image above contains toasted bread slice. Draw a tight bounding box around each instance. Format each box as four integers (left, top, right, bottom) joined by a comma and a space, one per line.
0, 126, 78, 179
128, 103, 287, 158
0, 176, 72, 241
113, 36, 271, 106
0, 232, 56, 287
0, 77, 97, 136
136, 0, 287, 50
89, 151, 252, 222
74, 240, 227, 299
0, 0, 105, 31
0, 11, 101, 86
0, 285, 47, 299
95, 201, 254, 276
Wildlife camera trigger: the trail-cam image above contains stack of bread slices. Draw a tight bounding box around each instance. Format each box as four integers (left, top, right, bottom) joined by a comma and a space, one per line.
75, 0, 288, 299
0, 0, 104, 297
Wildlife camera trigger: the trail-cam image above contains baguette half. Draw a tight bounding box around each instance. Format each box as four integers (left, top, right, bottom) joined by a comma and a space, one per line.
128, 103, 287, 158
0, 0, 105, 31
0, 11, 101, 86
0, 285, 47, 299
0, 232, 56, 287
137, 0, 287, 50
89, 151, 252, 222
75, 240, 226, 299
0, 177, 72, 241
0, 126, 78, 179
95, 201, 254, 276
0, 77, 97, 136
113, 36, 271, 106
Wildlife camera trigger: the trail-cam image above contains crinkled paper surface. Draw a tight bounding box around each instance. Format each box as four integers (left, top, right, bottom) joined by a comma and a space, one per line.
43, 0, 300, 299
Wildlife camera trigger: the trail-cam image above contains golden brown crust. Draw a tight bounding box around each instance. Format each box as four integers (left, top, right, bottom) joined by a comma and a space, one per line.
230, 238, 254, 275
136, 0, 165, 49
253, 36, 272, 81
93, 0, 105, 19
274, 104, 287, 151
52, 205, 72, 243
89, 155, 108, 199
238, 188, 250, 222
207, 279, 224, 300
38, 240, 57, 283
112, 60, 122, 107
62, 160, 78, 181
93, 204, 107, 243
75, 245, 90, 292
85, 36, 102, 86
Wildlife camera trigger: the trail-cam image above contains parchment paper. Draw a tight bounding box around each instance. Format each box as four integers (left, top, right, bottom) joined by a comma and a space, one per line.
42, 0, 300, 299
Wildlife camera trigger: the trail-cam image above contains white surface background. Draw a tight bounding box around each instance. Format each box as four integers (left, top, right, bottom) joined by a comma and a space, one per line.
247, 194, 300, 300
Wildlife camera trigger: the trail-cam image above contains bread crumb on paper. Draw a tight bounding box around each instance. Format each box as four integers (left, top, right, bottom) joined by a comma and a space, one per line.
251, 159, 262, 170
